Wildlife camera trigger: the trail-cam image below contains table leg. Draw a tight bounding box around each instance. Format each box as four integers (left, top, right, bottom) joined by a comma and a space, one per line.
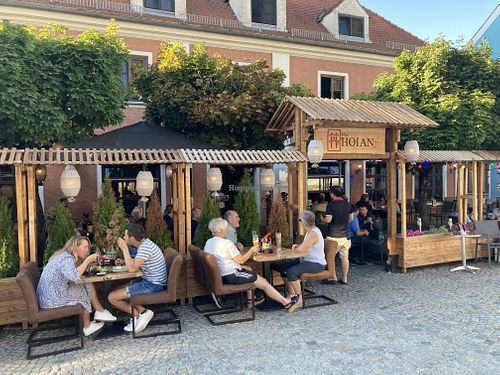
450, 236, 480, 273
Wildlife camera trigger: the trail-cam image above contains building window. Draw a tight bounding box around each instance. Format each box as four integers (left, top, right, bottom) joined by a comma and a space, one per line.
251, 0, 277, 25
339, 15, 364, 38
120, 55, 148, 87
144, 0, 174, 12
102, 165, 160, 215
320, 76, 344, 99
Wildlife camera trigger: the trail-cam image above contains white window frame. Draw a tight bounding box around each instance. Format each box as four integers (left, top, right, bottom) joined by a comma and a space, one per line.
124, 51, 153, 104
317, 71, 349, 99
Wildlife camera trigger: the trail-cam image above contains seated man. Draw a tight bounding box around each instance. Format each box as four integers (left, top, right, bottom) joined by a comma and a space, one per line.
348, 206, 369, 264
109, 224, 167, 334
358, 205, 379, 240
223, 210, 244, 252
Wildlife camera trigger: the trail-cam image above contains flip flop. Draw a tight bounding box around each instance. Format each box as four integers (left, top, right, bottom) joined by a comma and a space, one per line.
338, 279, 348, 285
322, 279, 338, 285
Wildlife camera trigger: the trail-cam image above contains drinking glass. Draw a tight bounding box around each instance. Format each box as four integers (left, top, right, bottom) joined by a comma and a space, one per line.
252, 231, 259, 247
275, 232, 282, 254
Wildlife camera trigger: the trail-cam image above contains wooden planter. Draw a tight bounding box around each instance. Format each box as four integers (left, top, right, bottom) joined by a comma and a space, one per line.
0, 277, 28, 328
395, 234, 487, 272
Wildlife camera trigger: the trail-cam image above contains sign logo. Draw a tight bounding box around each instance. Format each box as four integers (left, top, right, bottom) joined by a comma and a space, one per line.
327, 129, 341, 151
315, 127, 385, 156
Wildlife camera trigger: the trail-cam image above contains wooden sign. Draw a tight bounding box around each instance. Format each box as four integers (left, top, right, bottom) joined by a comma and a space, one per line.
314, 128, 386, 159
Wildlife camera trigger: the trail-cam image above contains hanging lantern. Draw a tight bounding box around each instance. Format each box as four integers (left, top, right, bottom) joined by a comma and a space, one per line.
136, 171, 154, 202
35, 165, 47, 185
307, 140, 324, 168
260, 168, 275, 190
404, 140, 419, 164
207, 167, 223, 192
165, 165, 173, 179
60, 165, 81, 202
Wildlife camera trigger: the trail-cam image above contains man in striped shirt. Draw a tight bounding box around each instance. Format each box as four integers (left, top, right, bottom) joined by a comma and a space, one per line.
109, 223, 167, 333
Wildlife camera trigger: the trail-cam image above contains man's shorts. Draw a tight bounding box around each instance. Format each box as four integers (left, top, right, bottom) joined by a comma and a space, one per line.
222, 269, 258, 284
126, 278, 165, 297
325, 237, 351, 259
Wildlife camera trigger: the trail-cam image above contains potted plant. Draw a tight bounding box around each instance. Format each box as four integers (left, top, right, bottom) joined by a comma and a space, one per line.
145, 189, 173, 250
43, 202, 76, 265
193, 193, 220, 248
234, 169, 259, 246
0, 195, 18, 277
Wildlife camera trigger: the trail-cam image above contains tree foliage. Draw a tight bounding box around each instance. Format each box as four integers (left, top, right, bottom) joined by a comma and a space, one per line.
145, 190, 173, 250
92, 178, 127, 251
134, 42, 313, 149
0, 195, 18, 277
193, 193, 221, 248
267, 196, 289, 242
374, 38, 499, 150
0, 21, 129, 147
44, 202, 75, 265
233, 169, 260, 246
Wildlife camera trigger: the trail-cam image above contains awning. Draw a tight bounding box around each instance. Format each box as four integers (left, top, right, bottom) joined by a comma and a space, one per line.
267, 96, 439, 132
179, 148, 307, 164
397, 150, 497, 163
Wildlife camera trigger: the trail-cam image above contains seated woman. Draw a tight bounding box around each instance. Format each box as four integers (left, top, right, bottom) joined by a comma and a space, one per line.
272, 211, 326, 312
204, 218, 294, 310
37, 235, 117, 336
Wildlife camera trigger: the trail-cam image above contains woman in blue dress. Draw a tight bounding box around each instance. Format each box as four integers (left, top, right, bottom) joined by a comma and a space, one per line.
37, 235, 117, 336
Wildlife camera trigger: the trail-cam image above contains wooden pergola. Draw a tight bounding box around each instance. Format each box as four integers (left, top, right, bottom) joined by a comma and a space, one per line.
0, 146, 307, 298
266, 96, 438, 256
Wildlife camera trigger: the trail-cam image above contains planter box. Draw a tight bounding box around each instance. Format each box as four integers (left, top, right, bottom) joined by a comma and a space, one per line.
0, 277, 28, 327
395, 234, 486, 272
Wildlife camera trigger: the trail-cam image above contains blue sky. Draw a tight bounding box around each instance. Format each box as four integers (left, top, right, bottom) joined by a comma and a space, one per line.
360, 0, 499, 42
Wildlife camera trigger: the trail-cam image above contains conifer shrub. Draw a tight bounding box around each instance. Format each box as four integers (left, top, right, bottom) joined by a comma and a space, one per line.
0, 195, 19, 277
145, 190, 173, 250
234, 169, 259, 246
193, 192, 221, 248
43, 202, 75, 265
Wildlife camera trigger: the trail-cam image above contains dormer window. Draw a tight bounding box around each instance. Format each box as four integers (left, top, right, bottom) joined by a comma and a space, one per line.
144, 0, 174, 12
251, 0, 277, 26
339, 15, 364, 38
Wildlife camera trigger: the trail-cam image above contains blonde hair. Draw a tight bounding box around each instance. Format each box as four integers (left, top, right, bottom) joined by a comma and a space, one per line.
49, 234, 90, 262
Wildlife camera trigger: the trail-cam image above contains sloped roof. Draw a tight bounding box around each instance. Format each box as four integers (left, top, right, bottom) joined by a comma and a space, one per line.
8, 0, 425, 55
267, 96, 438, 131
397, 150, 494, 163
180, 148, 306, 164
70, 121, 218, 150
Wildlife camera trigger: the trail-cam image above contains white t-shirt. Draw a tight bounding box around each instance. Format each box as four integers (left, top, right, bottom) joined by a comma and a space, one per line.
302, 227, 327, 266
204, 236, 240, 276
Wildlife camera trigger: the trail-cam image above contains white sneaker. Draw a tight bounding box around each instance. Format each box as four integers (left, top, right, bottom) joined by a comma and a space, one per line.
83, 321, 104, 336
123, 318, 136, 332
94, 309, 117, 322
134, 310, 154, 333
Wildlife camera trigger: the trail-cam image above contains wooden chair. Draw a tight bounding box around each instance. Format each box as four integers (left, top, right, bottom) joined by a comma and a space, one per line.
200, 251, 256, 325
129, 248, 183, 339
298, 239, 339, 309
16, 262, 84, 359
474, 221, 500, 265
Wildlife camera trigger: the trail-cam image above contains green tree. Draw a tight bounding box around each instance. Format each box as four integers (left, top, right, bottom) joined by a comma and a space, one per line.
193, 193, 221, 248
145, 190, 173, 250
267, 196, 289, 243
233, 169, 260, 246
372, 38, 499, 225
134, 42, 313, 149
43, 202, 76, 265
0, 21, 129, 147
92, 178, 127, 250
0, 195, 18, 277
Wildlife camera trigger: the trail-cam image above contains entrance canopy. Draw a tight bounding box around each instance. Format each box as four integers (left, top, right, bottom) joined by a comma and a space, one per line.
267, 96, 438, 132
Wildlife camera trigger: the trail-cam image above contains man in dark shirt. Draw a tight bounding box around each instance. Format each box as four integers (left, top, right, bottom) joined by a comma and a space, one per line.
321, 186, 353, 284
358, 205, 379, 239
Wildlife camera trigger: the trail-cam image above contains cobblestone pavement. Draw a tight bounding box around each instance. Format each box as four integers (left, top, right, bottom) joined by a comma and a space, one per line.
1, 261, 499, 375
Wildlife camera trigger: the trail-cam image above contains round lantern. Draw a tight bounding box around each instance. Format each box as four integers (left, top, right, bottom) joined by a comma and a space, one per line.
404, 140, 420, 164
307, 140, 324, 168
165, 165, 173, 179
60, 165, 81, 202
35, 165, 47, 185
260, 168, 275, 191
207, 167, 223, 192
136, 171, 154, 202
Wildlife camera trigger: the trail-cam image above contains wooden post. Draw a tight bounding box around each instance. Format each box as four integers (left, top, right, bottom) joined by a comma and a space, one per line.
172, 164, 179, 250
297, 161, 306, 235
14, 165, 28, 266
386, 128, 398, 256
478, 162, 484, 220
457, 165, 463, 224
472, 161, 478, 221
185, 164, 192, 248
177, 164, 186, 257
400, 160, 407, 239
287, 163, 294, 239
26, 166, 37, 263
464, 162, 469, 223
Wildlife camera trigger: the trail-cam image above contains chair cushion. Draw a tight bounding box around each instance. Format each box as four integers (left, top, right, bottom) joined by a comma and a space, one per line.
130, 292, 175, 306
218, 283, 255, 295
300, 270, 330, 281
37, 304, 85, 324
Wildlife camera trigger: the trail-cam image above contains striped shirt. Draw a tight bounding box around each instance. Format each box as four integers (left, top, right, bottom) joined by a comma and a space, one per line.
136, 238, 167, 286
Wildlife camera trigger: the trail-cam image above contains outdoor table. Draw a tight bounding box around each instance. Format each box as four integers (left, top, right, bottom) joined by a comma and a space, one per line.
450, 234, 481, 273
252, 248, 307, 311
76, 270, 143, 339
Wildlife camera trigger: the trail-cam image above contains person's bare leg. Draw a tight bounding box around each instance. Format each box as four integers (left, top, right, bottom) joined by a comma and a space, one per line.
108, 288, 145, 317
82, 312, 91, 328
289, 279, 301, 296
254, 275, 290, 305
282, 279, 295, 296
341, 255, 349, 283
88, 284, 105, 312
